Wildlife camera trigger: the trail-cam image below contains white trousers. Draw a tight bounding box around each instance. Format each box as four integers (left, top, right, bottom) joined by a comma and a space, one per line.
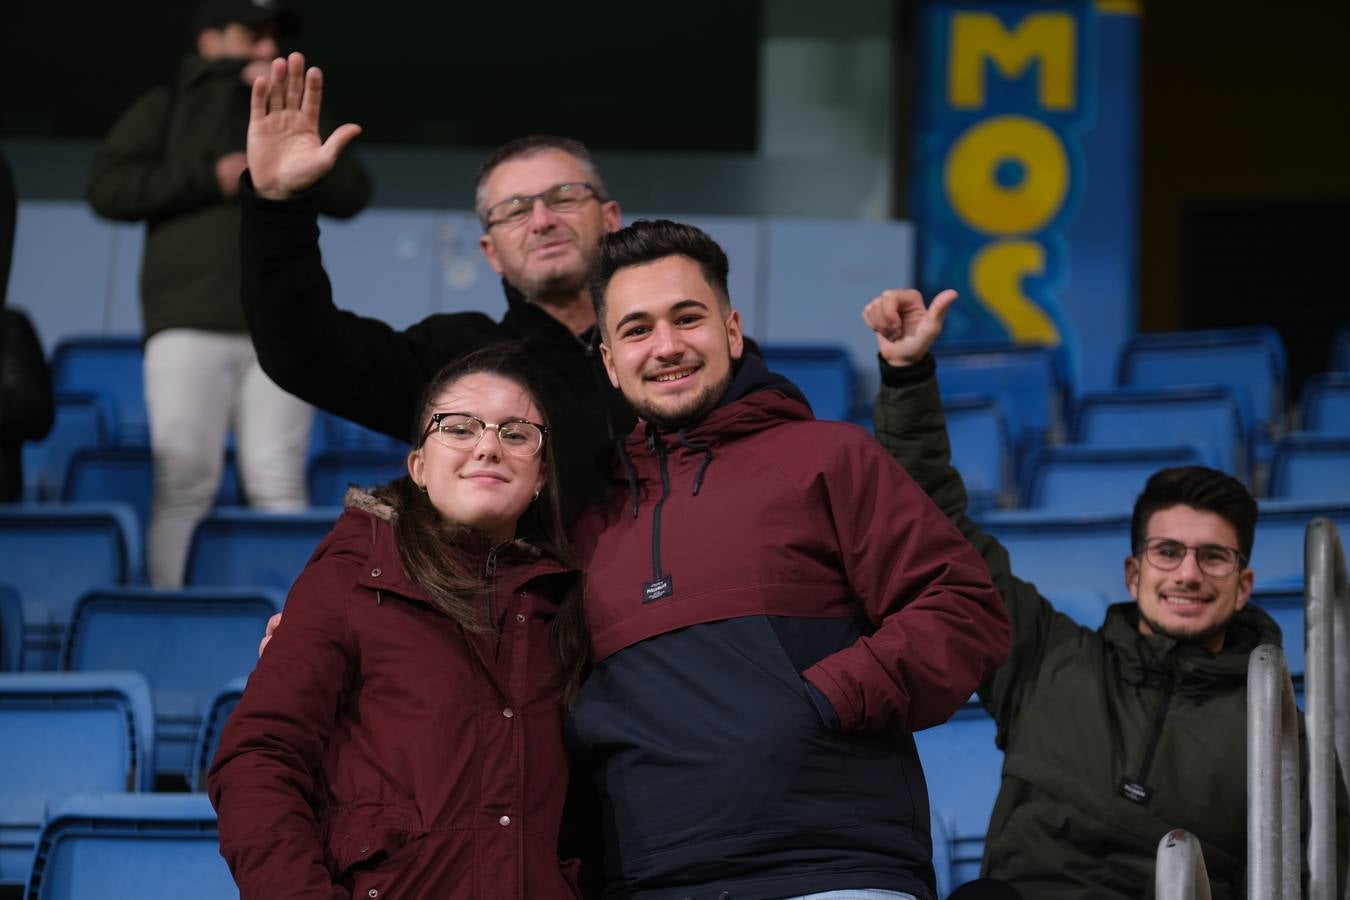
144, 329, 312, 587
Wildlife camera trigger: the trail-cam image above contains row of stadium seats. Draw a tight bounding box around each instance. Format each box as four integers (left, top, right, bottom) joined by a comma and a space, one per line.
3, 496, 1345, 672
27, 328, 1350, 512
0, 670, 244, 893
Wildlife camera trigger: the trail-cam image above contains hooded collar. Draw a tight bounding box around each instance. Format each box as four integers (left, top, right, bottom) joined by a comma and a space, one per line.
1102, 601, 1282, 692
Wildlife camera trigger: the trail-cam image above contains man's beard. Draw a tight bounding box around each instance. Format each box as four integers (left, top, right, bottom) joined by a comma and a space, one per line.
630, 373, 731, 432
1138, 608, 1232, 652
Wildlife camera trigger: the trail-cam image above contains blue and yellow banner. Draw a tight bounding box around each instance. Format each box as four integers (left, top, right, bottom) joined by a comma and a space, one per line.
912, 0, 1139, 390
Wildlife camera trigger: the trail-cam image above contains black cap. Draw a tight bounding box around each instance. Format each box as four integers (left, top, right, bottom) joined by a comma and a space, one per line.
192, 0, 301, 38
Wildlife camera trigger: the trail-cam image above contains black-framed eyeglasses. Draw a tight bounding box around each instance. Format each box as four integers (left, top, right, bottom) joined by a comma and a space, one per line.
481, 182, 604, 230
1139, 537, 1247, 578
422, 413, 549, 457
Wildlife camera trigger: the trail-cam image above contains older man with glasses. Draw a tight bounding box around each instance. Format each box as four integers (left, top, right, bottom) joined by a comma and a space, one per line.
861, 288, 1349, 900
238, 52, 632, 522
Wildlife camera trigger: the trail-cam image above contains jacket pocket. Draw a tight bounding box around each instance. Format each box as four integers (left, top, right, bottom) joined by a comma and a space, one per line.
323, 804, 418, 879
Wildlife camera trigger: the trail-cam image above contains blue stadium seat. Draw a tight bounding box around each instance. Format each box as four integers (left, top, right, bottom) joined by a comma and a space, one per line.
61, 445, 244, 543
1116, 327, 1287, 444
1267, 434, 1350, 501
190, 677, 246, 792
944, 395, 1013, 515
1331, 325, 1350, 373
759, 344, 856, 421
25, 793, 234, 900
1072, 387, 1246, 477
61, 588, 280, 782
934, 343, 1063, 467
0, 503, 140, 670
1251, 587, 1304, 680
1252, 501, 1350, 589
1021, 444, 1205, 515
0, 672, 155, 887
977, 510, 1133, 608
1044, 589, 1113, 629
1299, 374, 1350, 436
914, 704, 1000, 894
50, 336, 148, 445
315, 410, 411, 453
307, 448, 410, 507
21, 392, 110, 501
184, 508, 340, 592
0, 583, 22, 672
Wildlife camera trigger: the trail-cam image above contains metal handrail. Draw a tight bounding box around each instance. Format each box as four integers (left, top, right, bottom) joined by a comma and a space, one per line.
1304, 517, 1349, 900
1157, 829, 1213, 900
1249, 643, 1301, 899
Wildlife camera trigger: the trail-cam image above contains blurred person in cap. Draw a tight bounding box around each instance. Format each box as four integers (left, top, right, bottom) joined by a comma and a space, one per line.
88, 0, 371, 587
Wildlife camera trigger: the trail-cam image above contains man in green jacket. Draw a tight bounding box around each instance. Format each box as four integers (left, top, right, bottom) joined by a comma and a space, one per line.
862, 288, 1342, 899
88, 0, 371, 586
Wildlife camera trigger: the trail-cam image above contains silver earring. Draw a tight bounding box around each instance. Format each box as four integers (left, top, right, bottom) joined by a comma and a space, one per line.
533, 488, 541, 502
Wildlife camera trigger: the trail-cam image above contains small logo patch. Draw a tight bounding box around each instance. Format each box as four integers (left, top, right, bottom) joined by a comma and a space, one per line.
1118, 777, 1153, 806
643, 575, 674, 603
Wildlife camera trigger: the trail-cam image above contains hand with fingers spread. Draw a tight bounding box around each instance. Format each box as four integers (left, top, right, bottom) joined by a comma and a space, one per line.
247, 51, 363, 201
862, 288, 958, 368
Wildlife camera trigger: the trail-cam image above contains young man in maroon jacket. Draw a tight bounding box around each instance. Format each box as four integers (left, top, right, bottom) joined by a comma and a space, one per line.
565, 220, 1009, 900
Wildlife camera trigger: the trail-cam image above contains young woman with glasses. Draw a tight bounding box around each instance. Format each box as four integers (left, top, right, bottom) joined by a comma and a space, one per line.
209, 348, 588, 900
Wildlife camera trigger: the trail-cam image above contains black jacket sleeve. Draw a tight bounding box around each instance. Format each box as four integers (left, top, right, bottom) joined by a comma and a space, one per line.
238, 176, 497, 441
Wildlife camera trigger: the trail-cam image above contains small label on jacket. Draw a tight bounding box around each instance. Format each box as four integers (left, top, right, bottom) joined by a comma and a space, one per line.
643, 575, 674, 603
1118, 777, 1153, 806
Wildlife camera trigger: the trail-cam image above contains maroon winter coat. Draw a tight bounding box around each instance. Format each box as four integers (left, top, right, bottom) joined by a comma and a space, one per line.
208, 492, 582, 900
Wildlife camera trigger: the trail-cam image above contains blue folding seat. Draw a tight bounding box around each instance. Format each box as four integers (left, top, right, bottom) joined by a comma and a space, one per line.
316, 410, 411, 453
1250, 587, 1304, 681
25, 793, 235, 900
934, 343, 1064, 468
1251, 501, 1350, 589
50, 336, 148, 445
307, 447, 410, 507
1021, 444, 1205, 515
1267, 434, 1350, 502
0, 672, 155, 887
1299, 374, 1350, 436
1072, 386, 1246, 478
1116, 327, 1287, 447
21, 392, 110, 501
1044, 589, 1114, 629
0, 583, 22, 672
944, 395, 1013, 514
977, 510, 1133, 609
1331, 325, 1350, 373
760, 344, 856, 421
61, 445, 244, 544
185, 508, 340, 592
190, 677, 246, 791
61, 588, 280, 782
0, 503, 140, 670
914, 704, 1001, 894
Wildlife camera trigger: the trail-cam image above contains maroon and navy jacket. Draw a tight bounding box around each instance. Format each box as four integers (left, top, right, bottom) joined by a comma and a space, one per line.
208, 492, 582, 900
567, 359, 1009, 900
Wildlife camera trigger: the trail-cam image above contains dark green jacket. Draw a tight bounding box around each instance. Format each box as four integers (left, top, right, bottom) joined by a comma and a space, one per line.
875, 361, 1298, 900
88, 55, 371, 338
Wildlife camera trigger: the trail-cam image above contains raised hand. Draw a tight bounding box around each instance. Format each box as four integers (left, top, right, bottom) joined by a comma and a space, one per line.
247, 52, 362, 201
862, 288, 958, 368
259, 612, 282, 656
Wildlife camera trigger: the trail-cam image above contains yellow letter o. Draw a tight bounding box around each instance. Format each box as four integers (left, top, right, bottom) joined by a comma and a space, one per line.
944, 115, 1069, 236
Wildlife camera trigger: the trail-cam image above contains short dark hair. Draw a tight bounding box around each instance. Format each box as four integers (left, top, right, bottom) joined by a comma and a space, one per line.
589, 219, 730, 339
474, 135, 606, 221
1131, 466, 1258, 563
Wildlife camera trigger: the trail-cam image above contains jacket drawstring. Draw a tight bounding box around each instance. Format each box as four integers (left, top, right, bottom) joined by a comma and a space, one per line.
676, 430, 715, 496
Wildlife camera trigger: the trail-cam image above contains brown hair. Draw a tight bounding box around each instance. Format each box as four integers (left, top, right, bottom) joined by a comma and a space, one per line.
372, 345, 589, 704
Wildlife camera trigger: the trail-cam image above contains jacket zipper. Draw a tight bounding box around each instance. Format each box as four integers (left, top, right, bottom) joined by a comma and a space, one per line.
650, 436, 671, 583
486, 545, 502, 655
